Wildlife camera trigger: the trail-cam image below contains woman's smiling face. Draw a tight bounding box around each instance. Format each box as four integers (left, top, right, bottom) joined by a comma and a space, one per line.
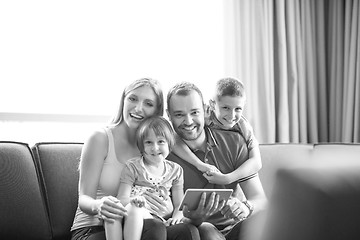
123, 86, 159, 129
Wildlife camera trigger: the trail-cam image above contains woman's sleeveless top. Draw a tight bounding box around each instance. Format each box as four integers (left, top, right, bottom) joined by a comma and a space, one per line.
71, 128, 125, 231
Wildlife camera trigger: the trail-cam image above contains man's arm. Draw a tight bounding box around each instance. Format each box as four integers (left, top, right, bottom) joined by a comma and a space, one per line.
221, 175, 267, 220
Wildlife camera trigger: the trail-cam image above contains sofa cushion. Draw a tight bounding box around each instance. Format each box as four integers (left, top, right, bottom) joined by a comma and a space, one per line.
32, 142, 83, 240
0, 141, 52, 240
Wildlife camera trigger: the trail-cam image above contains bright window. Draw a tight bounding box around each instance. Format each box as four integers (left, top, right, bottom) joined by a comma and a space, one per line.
0, 0, 225, 144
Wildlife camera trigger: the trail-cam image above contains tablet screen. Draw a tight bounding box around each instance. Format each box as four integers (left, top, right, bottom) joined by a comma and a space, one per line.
179, 189, 233, 210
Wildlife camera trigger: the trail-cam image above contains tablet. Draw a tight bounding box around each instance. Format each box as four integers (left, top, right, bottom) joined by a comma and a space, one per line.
179, 189, 233, 210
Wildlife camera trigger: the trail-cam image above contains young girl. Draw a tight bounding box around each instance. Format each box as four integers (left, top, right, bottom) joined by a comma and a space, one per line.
105, 116, 185, 240
172, 77, 262, 185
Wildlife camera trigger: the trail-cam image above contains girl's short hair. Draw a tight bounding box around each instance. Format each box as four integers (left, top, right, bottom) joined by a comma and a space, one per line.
111, 78, 164, 126
136, 116, 175, 153
214, 77, 246, 100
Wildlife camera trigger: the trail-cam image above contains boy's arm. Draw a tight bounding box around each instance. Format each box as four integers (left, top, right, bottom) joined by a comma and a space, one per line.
225, 146, 262, 183
173, 134, 219, 173
204, 146, 262, 185
229, 116, 262, 182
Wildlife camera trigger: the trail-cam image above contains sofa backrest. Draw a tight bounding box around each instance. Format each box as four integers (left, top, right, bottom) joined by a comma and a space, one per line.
32, 142, 82, 240
313, 143, 360, 161
0, 141, 52, 240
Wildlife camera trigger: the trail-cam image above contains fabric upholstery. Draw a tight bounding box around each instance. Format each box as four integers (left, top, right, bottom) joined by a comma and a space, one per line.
2, 141, 360, 240
0, 141, 52, 240
32, 142, 82, 240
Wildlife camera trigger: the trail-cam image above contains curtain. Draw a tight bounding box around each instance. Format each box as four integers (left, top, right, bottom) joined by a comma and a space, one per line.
225, 0, 360, 143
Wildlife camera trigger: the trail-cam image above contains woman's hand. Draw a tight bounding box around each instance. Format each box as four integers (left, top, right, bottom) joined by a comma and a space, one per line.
96, 196, 127, 223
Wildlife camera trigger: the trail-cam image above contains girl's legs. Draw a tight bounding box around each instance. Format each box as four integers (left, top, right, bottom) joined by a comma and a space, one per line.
104, 218, 123, 240
124, 204, 153, 240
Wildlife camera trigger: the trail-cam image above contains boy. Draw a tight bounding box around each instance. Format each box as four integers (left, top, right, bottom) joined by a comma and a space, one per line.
172, 77, 262, 185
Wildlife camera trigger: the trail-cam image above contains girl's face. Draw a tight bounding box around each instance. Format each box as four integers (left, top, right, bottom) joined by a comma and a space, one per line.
123, 86, 159, 129
142, 129, 170, 164
212, 95, 246, 129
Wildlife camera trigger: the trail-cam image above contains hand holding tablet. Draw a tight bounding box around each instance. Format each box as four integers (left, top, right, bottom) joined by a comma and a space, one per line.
179, 189, 233, 211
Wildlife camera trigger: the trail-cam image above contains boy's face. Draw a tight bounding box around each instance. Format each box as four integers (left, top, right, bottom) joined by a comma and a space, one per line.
143, 129, 170, 164
212, 95, 246, 129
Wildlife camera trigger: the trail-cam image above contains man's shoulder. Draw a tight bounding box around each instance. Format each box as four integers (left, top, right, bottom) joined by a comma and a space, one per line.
167, 152, 184, 164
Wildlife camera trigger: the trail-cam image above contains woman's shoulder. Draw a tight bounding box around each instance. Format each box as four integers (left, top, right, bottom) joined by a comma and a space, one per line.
86, 128, 108, 143
82, 128, 109, 153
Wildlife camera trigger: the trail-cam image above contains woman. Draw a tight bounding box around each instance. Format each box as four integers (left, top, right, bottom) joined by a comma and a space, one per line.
71, 78, 199, 240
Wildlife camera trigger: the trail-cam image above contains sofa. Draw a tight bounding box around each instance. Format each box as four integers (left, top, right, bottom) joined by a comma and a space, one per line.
1, 141, 360, 240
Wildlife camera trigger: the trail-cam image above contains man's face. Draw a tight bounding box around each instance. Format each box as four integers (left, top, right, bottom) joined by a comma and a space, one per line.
167, 90, 205, 141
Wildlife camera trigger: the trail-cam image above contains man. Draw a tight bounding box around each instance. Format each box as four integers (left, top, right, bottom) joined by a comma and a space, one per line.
166, 82, 267, 240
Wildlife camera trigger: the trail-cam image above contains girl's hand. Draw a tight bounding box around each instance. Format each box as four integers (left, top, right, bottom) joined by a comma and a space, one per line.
130, 195, 146, 208
165, 211, 184, 226
165, 216, 183, 226
96, 196, 127, 223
